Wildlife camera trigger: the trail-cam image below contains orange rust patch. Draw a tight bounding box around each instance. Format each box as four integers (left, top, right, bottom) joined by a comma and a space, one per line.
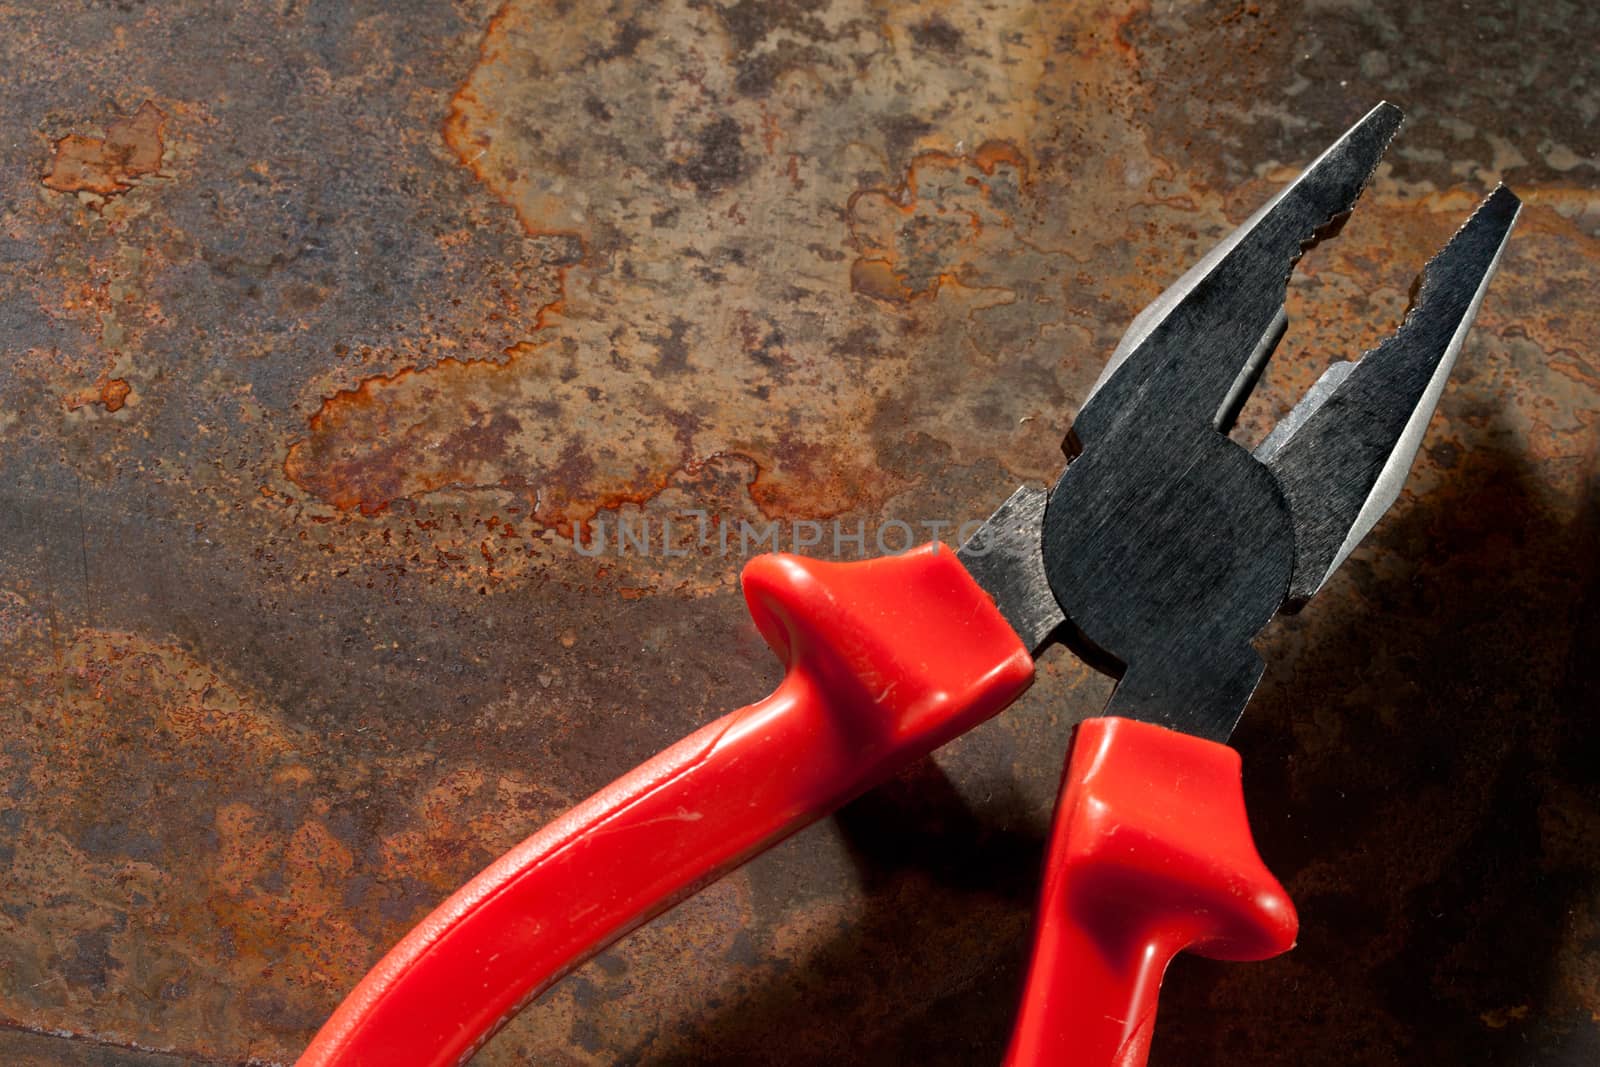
311, 1, 1133, 532
64, 377, 132, 413
283, 337, 744, 524
973, 140, 1029, 179
0, 625, 576, 1055
848, 142, 1031, 303
442, 3, 578, 244
746, 437, 876, 518
849, 258, 916, 304
42, 102, 166, 198
282, 353, 528, 516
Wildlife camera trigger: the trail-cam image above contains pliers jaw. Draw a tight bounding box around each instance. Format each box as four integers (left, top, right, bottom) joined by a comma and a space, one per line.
973, 102, 1522, 740
1261, 183, 1521, 604
1070, 102, 1407, 453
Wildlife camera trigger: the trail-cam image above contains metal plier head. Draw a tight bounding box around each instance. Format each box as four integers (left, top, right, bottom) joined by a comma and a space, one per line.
963, 102, 1520, 741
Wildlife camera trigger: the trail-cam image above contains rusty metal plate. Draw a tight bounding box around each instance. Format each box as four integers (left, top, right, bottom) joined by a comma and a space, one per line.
0, 0, 1596, 1063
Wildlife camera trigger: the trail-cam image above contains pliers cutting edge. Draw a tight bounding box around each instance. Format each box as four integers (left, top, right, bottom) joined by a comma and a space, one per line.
300, 103, 1520, 1066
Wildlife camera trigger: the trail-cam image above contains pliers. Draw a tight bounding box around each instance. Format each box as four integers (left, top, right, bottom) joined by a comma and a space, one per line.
299, 103, 1520, 1066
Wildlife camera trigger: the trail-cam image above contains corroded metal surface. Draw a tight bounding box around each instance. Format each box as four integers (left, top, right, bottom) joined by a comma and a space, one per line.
0, 1, 1595, 1064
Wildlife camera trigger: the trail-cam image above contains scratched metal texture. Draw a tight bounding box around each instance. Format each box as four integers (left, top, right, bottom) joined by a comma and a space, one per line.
0, 1, 1595, 1064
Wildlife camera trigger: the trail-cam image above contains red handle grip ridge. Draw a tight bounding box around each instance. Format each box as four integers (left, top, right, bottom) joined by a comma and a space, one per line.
1004, 717, 1298, 1067
300, 544, 1034, 1066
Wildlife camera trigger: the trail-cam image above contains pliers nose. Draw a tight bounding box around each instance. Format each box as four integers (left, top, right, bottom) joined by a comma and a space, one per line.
1035, 103, 1520, 739
1262, 183, 1521, 602
1070, 102, 1407, 452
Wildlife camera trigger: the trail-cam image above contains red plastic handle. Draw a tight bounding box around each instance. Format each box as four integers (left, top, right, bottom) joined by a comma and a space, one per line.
300, 545, 1033, 1066
1003, 717, 1298, 1066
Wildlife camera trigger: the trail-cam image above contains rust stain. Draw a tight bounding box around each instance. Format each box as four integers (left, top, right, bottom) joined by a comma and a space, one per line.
0, 622, 572, 1056
42, 102, 167, 199
848, 257, 916, 304
442, 2, 550, 237
34, 236, 169, 424
283, 351, 530, 516
282, 1, 1117, 526
63, 377, 131, 414
847, 143, 1031, 304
